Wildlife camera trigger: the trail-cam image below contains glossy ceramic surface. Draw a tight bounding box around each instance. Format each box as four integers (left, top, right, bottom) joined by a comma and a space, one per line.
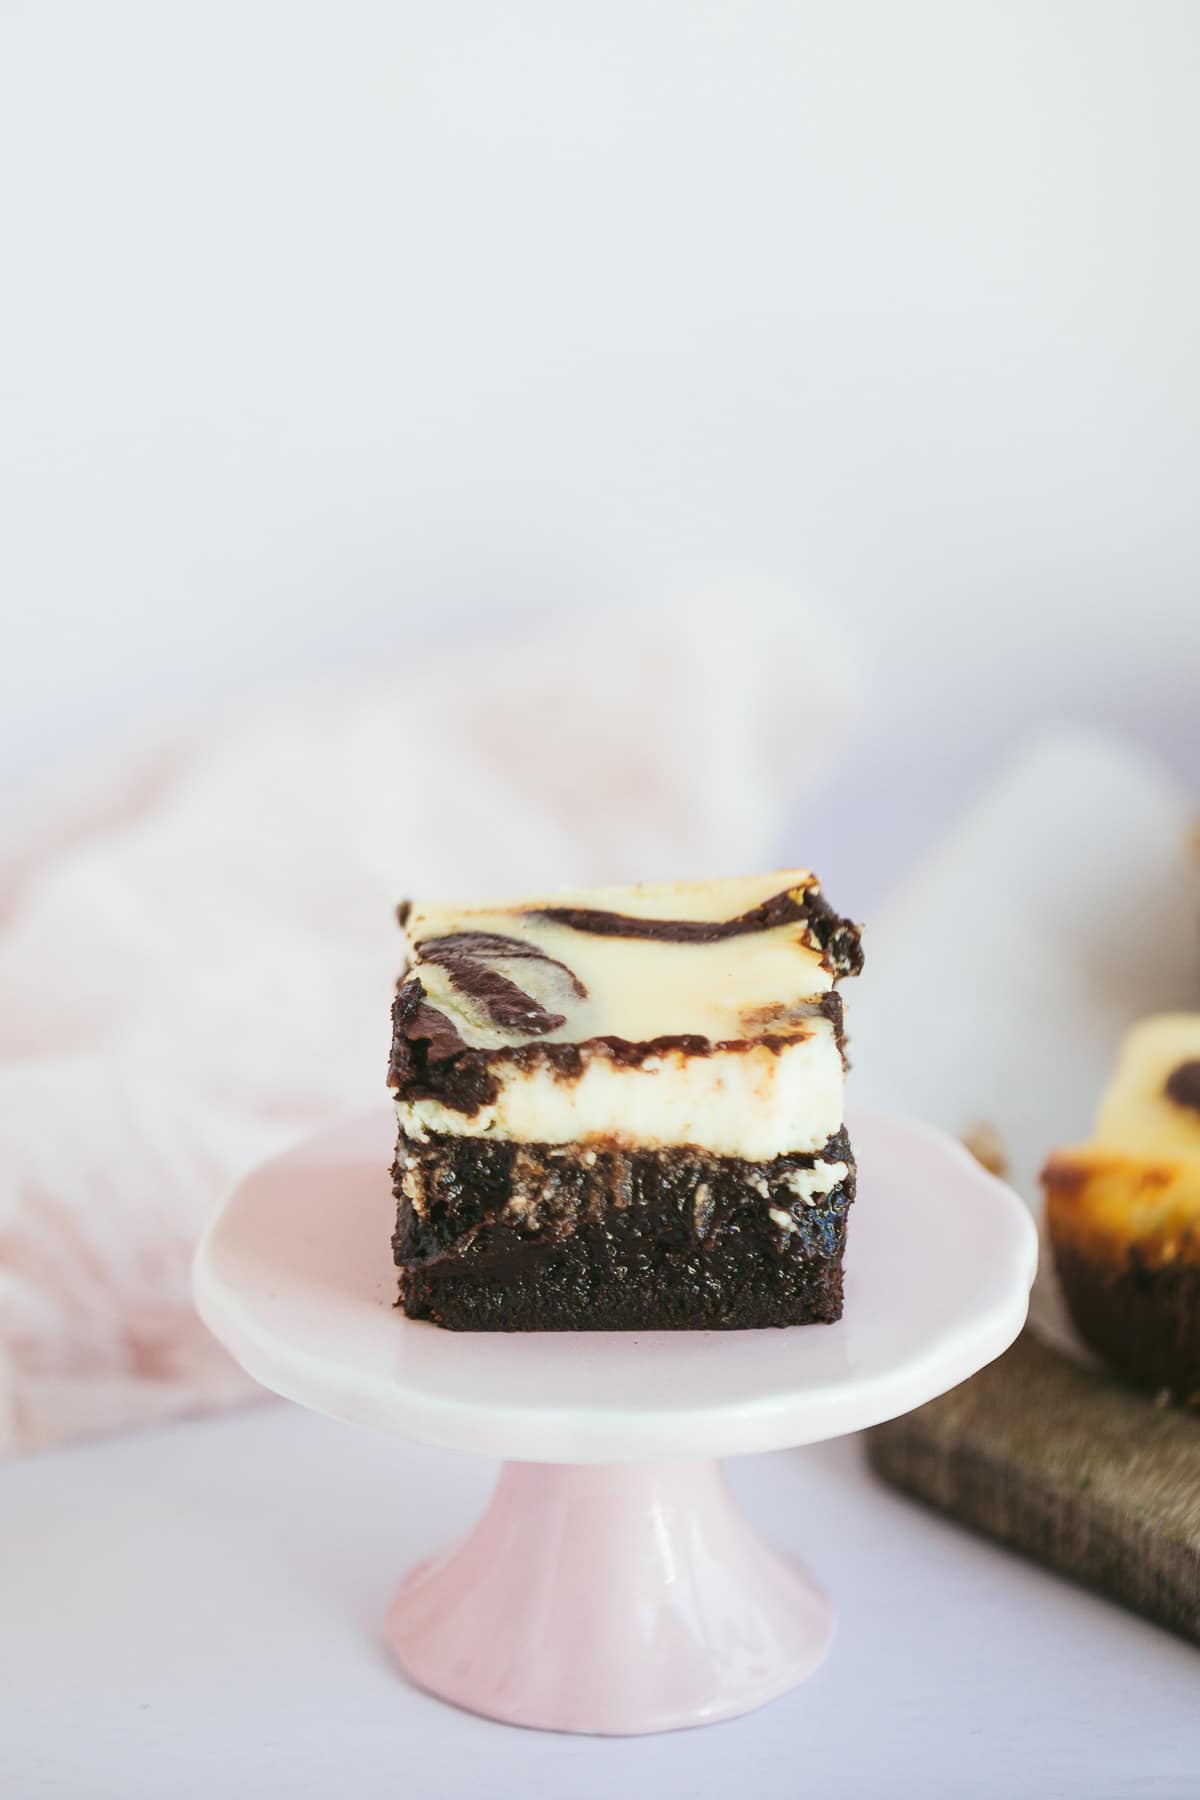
386, 1458, 833, 1734
193, 1105, 1035, 1732
194, 1106, 1038, 1464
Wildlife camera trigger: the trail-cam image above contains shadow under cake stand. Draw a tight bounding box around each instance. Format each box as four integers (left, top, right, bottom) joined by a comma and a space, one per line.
193, 1107, 1037, 1736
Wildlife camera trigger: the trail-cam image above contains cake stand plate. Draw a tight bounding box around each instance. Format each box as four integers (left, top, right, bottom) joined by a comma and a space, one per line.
193, 1107, 1037, 1735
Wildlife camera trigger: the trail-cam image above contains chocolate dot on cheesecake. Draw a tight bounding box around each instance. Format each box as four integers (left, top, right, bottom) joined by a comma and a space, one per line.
1165, 1060, 1200, 1116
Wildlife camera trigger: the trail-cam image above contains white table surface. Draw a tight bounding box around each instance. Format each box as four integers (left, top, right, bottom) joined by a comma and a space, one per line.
3, 1400, 1197, 1799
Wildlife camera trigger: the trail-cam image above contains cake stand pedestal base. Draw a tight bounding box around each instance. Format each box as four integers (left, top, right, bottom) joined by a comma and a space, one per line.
385, 1457, 832, 1735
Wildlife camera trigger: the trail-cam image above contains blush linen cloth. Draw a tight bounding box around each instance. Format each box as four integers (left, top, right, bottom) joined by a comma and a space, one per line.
0, 590, 860, 1454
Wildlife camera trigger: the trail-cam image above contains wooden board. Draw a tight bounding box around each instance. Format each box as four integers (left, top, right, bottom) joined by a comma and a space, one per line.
867, 1329, 1200, 1645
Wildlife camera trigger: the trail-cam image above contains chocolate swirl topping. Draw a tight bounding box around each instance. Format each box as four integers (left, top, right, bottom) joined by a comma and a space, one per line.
532, 887, 811, 942
389, 982, 500, 1112
419, 930, 587, 1036
389, 873, 862, 1116
389, 931, 595, 1109
533, 884, 863, 979
1165, 1060, 1200, 1117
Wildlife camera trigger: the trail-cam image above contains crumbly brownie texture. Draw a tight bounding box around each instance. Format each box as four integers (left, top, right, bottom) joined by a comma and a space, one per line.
393, 1130, 854, 1331
1043, 1013, 1200, 1401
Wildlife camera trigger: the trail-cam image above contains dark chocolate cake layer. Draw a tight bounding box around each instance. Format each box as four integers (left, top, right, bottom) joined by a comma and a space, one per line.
393, 1130, 854, 1331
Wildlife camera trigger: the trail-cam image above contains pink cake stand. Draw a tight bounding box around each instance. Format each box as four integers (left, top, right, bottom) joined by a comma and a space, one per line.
193, 1107, 1036, 1736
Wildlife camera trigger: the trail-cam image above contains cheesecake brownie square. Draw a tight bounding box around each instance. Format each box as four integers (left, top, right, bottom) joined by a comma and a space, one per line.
1044, 1014, 1200, 1400
388, 871, 863, 1331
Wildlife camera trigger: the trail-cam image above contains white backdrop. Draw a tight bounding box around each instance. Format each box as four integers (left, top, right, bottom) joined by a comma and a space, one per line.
3, 2, 1198, 826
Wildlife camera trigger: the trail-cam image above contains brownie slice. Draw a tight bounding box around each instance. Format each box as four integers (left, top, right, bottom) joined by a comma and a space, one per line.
388, 871, 863, 1332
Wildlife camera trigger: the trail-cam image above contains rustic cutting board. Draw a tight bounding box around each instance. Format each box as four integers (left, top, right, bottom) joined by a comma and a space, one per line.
868, 1329, 1200, 1644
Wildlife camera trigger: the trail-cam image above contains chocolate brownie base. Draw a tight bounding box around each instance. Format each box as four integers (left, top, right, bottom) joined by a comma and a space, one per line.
392, 1130, 853, 1331
398, 1238, 846, 1331
1053, 1244, 1200, 1403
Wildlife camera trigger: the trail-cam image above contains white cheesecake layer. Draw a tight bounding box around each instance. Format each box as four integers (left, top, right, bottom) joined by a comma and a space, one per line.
397, 1019, 845, 1160
404, 870, 835, 1052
